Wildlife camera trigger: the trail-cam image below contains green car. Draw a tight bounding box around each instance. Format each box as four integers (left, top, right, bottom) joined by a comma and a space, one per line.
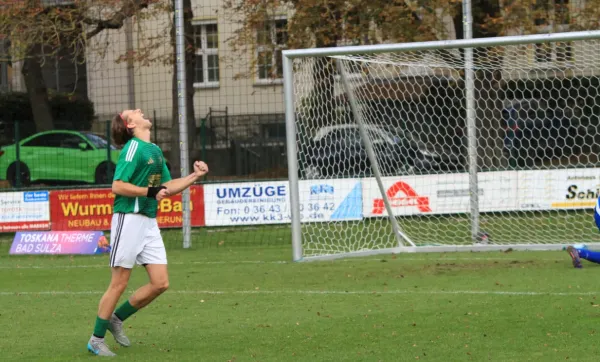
0, 130, 120, 186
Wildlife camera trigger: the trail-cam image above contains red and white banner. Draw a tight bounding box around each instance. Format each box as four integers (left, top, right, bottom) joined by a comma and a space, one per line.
5, 167, 600, 234
362, 171, 518, 217
0, 191, 50, 232
50, 186, 205, 231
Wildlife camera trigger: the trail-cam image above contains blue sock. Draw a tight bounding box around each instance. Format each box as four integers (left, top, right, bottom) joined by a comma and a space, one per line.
577, 248, 600, 264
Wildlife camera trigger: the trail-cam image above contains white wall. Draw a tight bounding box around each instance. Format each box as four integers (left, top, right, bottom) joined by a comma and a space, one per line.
86, 26, 132, 120
85, 0, 287, 129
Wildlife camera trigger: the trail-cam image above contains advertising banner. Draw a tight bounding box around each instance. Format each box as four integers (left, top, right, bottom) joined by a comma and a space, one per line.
518, 168, 600, 211
9, 167, 599, 234
362, 171, 518, 217
9, 231, 109, 255
50, 186, 205, 231
0, 191, 50, 232
299, 179, 363, 222
204, 179, 363, 226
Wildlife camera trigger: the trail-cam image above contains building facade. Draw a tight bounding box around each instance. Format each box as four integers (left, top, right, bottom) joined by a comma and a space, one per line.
84, 0, 290, 152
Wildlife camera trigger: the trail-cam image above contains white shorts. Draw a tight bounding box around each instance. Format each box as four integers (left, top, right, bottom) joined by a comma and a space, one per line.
109, 213, 167, 268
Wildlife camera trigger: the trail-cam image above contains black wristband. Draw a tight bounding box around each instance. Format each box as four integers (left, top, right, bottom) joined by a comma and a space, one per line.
147, 186, 167, 199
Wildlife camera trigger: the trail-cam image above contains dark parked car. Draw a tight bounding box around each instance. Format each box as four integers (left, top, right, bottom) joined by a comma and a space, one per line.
299, 124, 464, 179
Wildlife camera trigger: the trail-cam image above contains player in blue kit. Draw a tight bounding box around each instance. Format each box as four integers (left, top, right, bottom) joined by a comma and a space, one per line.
566, 198, 600, 268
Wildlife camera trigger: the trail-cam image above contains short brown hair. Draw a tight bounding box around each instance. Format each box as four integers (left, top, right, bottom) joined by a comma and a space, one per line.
111, 113, 133, 147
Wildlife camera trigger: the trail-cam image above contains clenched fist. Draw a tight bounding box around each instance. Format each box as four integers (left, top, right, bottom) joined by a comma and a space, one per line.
155, 188, 170, 201
193, 161, 209, 177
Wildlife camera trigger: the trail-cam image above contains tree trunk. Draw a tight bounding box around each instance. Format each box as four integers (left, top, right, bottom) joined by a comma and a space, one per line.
169, 0, 197, 178
22, 53, 54, 132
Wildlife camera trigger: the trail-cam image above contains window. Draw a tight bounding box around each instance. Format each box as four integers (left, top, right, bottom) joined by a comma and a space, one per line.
23, 134, 67, 148
535, 43, 553, 63
534, 41, 573, 63
533, 0, 549, 26
555, 42, 573, 62
83, 133, 117, 150
193, 22, 219, 88
533, 0, 570, 26
0, 39, 9, 93
533, 0, 572, 64
0, 60, 7, 93
60, 135, 88, 149
256, 18, 287, 83
555, 0, 570, 25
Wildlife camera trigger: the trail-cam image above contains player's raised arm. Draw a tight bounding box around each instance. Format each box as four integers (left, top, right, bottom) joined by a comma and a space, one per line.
162, 160, 209, 195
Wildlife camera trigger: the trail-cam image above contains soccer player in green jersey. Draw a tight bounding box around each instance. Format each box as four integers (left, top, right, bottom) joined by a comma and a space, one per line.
87, 109, 208, 357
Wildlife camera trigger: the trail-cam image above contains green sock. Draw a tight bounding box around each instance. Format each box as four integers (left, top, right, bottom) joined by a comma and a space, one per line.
114, 300, 138, 322
93, 316, 109, 338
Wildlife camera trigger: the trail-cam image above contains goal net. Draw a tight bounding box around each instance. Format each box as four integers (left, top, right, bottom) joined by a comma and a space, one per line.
284, 31, 600, 261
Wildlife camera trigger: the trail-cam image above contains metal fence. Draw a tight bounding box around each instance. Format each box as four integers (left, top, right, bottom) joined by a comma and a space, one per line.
3, 2, 600, 251
0, 113, 287, 188
0, 1, 290, 189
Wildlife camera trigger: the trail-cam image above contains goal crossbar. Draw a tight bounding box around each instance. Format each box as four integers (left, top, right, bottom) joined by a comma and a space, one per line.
283, 30, 600, 59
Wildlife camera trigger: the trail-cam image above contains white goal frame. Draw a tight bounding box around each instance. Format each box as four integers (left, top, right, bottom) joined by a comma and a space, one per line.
283, 30, 600, 262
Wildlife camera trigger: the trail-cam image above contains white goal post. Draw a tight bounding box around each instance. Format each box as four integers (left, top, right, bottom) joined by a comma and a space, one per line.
283, 30, 600, 262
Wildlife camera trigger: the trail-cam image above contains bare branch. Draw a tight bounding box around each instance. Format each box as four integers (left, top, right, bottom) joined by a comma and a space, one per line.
84, 0, 153, 40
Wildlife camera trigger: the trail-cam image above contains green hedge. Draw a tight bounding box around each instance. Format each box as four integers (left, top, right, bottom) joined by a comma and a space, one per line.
0, 92, 95, 142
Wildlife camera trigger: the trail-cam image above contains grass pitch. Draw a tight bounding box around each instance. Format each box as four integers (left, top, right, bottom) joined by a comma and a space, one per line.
1, 228, 600, 361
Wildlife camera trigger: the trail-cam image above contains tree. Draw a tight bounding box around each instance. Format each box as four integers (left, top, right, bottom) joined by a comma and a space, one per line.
223, 0, 600, 169
222, 0, 448, 145
0, 0, 166, 132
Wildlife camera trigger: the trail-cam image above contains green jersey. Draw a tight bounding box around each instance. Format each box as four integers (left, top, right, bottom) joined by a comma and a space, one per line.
113, 137, 172, 218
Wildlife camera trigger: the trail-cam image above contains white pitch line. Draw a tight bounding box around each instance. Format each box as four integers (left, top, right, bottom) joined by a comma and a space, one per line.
0, 257, 568, 270
0, 289, 596, 297
0, 261, 284, 269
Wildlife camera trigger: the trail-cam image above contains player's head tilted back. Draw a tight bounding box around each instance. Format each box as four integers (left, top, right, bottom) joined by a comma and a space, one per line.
111, 109, 152, 146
